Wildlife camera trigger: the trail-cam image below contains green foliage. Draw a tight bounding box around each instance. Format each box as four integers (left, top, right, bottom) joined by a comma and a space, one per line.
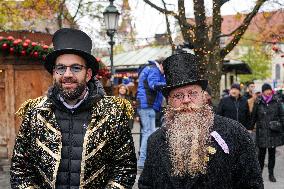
239, 45, 272, 82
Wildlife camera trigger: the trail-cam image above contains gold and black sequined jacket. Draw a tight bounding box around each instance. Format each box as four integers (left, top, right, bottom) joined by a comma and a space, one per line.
10, 95, 137, 189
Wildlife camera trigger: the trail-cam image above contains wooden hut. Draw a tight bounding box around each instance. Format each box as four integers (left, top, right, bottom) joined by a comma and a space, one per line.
0, 31, 53, 158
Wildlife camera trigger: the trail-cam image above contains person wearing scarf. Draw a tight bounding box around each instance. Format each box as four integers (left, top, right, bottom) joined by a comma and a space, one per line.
251, 83, 284, 182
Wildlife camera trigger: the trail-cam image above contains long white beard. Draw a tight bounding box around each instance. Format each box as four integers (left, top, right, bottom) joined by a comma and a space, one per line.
165, 104, 214, 177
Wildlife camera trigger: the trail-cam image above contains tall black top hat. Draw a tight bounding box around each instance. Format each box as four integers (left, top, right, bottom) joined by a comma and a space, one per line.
161, 53, 208, 97
45, 28, 99, 75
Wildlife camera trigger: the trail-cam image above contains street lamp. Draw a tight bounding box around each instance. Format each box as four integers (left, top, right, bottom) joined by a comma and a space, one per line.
103, 0, 120, 95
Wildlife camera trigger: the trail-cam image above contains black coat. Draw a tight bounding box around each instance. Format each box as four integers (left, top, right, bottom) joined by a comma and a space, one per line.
217, 96, 250, 129
138, 115, 263, 189
251, 95, 284, 148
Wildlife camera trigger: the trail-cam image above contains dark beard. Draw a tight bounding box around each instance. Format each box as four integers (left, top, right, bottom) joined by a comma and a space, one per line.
53, 79, 87, 101
164, 103, 214, 177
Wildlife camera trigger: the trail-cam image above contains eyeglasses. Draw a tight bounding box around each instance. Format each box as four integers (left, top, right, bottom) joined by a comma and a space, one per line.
170, 90, 202, 100
54, 64, 86, 75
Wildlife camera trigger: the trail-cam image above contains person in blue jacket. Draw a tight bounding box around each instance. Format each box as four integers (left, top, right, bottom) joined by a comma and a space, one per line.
136, 58, 166, 169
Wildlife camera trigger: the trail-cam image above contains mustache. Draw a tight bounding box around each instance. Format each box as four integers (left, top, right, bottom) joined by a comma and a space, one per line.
168, 103, 204, 112
61, 78, 78, 83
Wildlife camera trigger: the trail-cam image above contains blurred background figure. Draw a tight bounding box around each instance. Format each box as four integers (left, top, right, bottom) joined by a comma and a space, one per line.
204, 85, 217, 113
136, 58, 166, 169
247, 89, 261, 113
117, 84, 135, 129
221, 89, 230, 99
217, 83, 250, 129
244, 81, 256, 100
251, 83, 284, 182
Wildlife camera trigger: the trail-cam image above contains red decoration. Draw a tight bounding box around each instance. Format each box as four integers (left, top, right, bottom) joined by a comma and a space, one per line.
0, 36, 3, 41
13, 40, 20, 45
21, 50, 26, 56
23, 42, 29, 48
31, 42, 37, 46
7, 36, 14, 41
33, 51, 39, 58
10, 47, 14, 54
2, 43, 8, 49
42, 45, 49, 49
25, 39, 31, 44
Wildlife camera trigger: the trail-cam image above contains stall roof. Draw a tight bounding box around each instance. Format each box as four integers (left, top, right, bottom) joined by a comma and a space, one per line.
101, 46, 172, 69
222, 59, 252, 74
101, 47, 252, 75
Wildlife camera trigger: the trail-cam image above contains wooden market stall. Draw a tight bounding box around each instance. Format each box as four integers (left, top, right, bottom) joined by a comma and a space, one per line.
0, 31, 53, 158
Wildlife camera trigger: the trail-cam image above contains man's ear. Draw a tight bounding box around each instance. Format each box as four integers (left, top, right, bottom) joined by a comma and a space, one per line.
86, 68, 92, 82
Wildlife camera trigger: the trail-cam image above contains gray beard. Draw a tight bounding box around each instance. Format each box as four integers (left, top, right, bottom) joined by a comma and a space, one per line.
54, 81, 86, 101
165, 103, 214, 177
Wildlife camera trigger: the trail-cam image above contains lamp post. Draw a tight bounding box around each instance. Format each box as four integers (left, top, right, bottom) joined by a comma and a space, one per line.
103, 0, 120, 95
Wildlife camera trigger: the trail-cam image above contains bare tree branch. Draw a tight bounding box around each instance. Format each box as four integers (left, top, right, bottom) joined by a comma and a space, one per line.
143, 0, 178, 17
143, 0, 194, 30
220, 0, 268, 57
161, 0, 175, 54
193, 0, 209, 52
211, 0, 222, 48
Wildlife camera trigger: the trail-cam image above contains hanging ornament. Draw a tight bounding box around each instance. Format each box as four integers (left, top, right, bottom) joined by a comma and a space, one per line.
31, 42, 37, 47
2, 43, 8, 49
0, 36, 3, 41
25, 39, 31, 44
23, 42, 29, 48
13, 40, 20, 45
21, 50, 26, 56
42, 45, 49, 50
33, 51, 39, 58
10, 47, 15, 54
7, 36, 14, 41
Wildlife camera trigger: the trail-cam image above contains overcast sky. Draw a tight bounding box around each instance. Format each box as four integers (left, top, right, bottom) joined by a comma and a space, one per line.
130, 0, 283, 39
67, 0, 283, 48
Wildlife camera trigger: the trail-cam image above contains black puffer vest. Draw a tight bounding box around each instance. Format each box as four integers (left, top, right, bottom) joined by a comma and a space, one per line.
48, 80, 105, 189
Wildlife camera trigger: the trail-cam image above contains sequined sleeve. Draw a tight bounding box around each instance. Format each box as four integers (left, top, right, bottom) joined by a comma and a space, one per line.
105, 97, 137, 189
10, 109, 38, 189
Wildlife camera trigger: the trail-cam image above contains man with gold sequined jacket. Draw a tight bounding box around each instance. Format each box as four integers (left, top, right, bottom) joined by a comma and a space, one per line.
10, 28, 137, 189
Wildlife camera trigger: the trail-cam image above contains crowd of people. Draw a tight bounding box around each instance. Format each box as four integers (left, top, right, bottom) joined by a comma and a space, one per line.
9, 28, 284, 188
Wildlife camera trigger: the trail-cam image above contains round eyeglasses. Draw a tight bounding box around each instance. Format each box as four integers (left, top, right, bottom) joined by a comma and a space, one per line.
53, 64, 86, 75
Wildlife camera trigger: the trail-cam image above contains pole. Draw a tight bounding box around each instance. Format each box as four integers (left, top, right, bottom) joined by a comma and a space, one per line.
108, 32, 115, 95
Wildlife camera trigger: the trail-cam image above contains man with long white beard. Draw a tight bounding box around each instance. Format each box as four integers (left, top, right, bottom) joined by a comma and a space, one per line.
138, 53, 263, 189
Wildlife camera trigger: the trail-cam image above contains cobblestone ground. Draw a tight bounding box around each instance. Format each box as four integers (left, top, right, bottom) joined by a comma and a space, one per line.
1, 121, 283, 189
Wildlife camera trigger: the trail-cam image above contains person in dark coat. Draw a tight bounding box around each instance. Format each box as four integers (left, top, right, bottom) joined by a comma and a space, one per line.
138, 53, 263, 189
251, 83, 284, 182
244, 81, 255, 100
217, 83, 251, 130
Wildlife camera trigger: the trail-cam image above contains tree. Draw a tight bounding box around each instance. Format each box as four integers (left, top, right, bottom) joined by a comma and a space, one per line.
143, 0, 268, 100
0, 0, 104, 32
239, 45, 272, 82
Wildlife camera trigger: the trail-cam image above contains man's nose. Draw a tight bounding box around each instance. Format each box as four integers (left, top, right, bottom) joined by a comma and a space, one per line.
183, 95, 193, 103
63, 67, 73, 77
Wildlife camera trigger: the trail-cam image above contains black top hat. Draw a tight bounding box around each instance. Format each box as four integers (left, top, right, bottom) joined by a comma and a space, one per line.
161, 53, 208, 97
45, 28, 99, 75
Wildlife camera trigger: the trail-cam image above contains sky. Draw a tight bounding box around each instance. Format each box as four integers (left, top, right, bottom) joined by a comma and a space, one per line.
67, 0, 283, 48
130, 0, 283, 39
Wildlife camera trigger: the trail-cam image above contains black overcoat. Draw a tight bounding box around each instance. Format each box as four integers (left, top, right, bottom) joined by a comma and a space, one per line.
251, 95, 284, 148
138, 115, 263, 189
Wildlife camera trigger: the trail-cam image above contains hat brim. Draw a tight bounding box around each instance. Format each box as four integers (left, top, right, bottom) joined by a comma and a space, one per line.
45, 49, 99, 75
162, 80, 208, 97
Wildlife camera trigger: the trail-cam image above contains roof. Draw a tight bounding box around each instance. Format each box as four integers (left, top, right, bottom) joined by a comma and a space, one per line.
222, 59, 252, 74
101, 46, 172, 69
102, 46, 252, 75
